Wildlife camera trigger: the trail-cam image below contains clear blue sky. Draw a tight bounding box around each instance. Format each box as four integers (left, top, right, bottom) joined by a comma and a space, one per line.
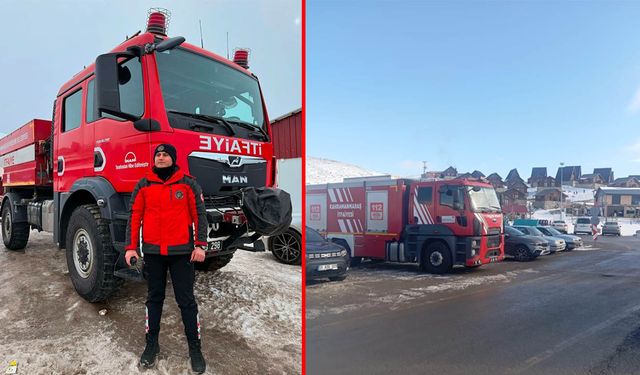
307, 0, 640, 181
0, 1, 300, 132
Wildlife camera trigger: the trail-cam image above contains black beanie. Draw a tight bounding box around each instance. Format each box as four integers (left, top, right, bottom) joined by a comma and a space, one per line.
154, 143, 177, 164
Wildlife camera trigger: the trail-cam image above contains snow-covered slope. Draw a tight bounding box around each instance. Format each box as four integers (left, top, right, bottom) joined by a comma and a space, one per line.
306, 157, 385, 184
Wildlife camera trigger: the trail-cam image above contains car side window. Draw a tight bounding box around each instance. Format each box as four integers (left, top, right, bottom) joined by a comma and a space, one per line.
417, 187, 432, 204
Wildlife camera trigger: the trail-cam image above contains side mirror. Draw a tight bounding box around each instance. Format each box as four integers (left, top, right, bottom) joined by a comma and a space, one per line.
95, 52, 140, 121
505, 233, 510, 238
156, 36, 186, 52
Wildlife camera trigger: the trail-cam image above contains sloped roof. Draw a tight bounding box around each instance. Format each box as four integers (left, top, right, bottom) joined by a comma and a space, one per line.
505, 168, 522, 182
530, 167, 547, 179
442, 166, 457, 175
593, 168, 613, 183
471, 170, 485, 178
487, 172, 502, 180
555, 166, 582, 181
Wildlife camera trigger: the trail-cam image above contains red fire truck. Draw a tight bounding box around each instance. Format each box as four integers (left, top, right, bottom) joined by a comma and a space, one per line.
0, 10, 279, 302
306, 176, 504, 273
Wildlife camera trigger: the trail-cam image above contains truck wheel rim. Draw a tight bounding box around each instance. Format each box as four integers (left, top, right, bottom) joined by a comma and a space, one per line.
430, 251, 443, 266
4, 213, 11, 238
273, 233, 300, 262
73, 229, 93, 278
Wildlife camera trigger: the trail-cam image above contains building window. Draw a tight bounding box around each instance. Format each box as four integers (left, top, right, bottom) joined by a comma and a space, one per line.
612, 195, 621, 204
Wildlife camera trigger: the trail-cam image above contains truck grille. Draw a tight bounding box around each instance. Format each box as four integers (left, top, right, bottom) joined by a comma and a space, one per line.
187, 153, 267, 197
487, 235, 501, 248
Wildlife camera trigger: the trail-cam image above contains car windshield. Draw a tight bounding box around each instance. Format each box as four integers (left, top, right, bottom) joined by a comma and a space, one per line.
468, 187, 501, 212
605, 222, 618, 225
577, 218, 590, 224
537, 227, 552, 236
553, 221, 565, 224
306, 227, 326, 243
517, 226, 543, 236
545, 227, 563, 236
156, 48, 266, 129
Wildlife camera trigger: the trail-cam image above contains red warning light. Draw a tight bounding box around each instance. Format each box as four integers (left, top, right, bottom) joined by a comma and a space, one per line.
147, 8, 171, 36
233, 49, 250, 69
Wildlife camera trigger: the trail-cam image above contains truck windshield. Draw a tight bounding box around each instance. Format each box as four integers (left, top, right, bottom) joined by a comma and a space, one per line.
468, 187, 501, 213
156, 48, 266, 130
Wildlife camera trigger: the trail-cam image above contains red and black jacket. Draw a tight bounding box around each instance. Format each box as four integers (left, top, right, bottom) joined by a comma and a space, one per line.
125, 168, 208, 255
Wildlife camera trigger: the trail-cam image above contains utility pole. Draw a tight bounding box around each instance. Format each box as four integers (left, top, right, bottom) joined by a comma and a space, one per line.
560, 162, 564, 219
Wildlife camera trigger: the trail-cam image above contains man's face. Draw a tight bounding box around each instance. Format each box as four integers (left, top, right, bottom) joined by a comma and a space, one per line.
154, 151, 173, 168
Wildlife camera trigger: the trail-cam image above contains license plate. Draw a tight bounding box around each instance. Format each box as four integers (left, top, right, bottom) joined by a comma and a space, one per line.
318, 264, 338, 271
208, 241, 222, 252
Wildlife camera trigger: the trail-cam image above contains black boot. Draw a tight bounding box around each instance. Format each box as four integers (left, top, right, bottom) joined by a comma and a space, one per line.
188, 339, 206, 374
139, 334, 160, 368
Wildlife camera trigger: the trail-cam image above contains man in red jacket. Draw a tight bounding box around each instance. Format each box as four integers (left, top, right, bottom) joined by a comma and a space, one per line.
125, 143, 207, 373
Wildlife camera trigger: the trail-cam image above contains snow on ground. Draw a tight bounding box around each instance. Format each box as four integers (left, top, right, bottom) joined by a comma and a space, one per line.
531, 210, 640, 236
306, 267, 538, 320
306, 156, 384, 185
0, 230, 300, 375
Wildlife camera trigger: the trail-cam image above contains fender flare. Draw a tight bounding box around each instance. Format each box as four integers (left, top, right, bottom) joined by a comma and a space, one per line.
1, 192, 29, 223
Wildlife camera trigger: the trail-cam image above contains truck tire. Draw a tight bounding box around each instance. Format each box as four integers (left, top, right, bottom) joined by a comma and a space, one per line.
420, 242, 453, 274
195, 253, 235, 272
2, 200, 30, 250
65, 204, 123, 302
269, 228, 302, 265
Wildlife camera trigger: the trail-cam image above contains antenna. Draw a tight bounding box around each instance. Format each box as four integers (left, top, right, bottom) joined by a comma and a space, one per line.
226, 32, 229, 59
422, 161, 428, 175
199, 20, 204, 48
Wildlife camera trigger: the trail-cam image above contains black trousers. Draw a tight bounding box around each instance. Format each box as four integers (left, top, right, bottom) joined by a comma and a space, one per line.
144, 253, 200, 342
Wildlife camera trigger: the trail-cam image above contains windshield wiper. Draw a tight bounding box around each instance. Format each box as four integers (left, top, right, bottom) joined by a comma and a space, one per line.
225, 119, 270, 141
168, 110, 235, 136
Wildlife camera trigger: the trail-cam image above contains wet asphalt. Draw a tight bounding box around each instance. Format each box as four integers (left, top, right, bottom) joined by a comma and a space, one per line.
306, 235, 640, 375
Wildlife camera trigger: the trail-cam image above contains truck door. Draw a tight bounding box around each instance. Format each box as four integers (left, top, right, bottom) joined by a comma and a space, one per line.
55, 83, 94, 192
366, 190, 388, 233
85, 57, 151, 193
306, 193, 327, 232
436, 185, 469, 233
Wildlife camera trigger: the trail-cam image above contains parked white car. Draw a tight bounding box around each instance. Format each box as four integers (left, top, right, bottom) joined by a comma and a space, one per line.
266, 214, 302, 265
552, 220, 568, 234
574, 217, 593, 235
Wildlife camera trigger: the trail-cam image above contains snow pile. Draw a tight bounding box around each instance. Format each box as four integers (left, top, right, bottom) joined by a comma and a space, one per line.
307, 156, 384, 184
0, 231, 301, 374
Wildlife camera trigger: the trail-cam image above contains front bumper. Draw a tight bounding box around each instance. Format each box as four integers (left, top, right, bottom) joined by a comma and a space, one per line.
306, 257, 349, 280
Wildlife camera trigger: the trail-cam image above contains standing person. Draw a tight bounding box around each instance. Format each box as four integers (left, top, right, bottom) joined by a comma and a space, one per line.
125, 143, 208, 373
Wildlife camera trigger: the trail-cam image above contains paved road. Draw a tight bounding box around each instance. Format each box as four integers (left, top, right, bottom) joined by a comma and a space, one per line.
307, 236, 640, 375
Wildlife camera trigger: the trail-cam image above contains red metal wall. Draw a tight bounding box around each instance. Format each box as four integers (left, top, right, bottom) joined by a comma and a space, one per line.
270, 108, 301, 159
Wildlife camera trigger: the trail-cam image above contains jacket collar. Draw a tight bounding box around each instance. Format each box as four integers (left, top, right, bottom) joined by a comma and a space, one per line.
146, 167, 184, 185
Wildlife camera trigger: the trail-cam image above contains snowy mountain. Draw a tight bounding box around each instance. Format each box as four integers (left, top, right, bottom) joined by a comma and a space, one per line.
306, 157, 385, 184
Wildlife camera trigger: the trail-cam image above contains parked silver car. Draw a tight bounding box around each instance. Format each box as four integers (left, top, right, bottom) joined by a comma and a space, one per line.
602, 221, 621, 236
536, 226, 583, 251
513, 225, 566, 253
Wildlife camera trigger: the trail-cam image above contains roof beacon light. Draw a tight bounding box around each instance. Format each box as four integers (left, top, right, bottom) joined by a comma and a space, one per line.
233, 48, 250, 69
147, 8, 171, 36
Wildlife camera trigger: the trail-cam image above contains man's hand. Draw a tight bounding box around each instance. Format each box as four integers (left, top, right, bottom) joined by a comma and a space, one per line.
191, 246, 206, 262
125, 250, 138, 266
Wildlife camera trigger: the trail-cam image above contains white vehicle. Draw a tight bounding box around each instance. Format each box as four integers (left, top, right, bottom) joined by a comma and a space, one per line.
574, 217, 593, 235
552, 220, 568, 233
265, 158, 302, 265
